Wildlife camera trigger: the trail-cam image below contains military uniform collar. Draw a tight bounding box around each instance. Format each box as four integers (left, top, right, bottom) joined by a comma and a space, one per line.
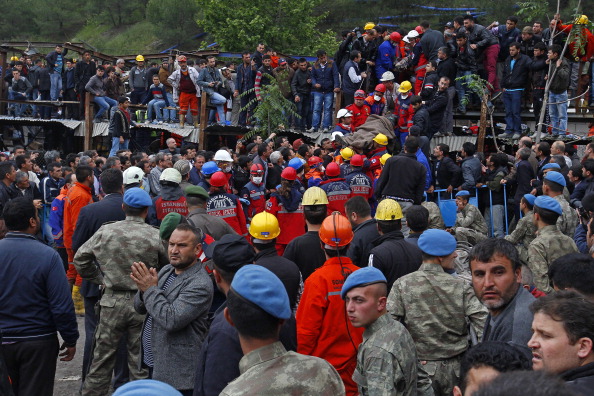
419, 262, 445, 272
125, 215, 146, 223
537, 224, 558, 235
189, 207, 207, 215
364, 312, 391, 341
239, 341, 287, 375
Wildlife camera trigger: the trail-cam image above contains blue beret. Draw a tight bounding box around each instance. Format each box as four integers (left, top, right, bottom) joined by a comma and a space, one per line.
341, 267, 387, 299
544, 171, 566, 187
455, 190, 470, 197
123, 187, 153, 208
523, 194, 536, 206
534, 195, 562, 215
542, 163, 561, 170
418, 229, 457, 256
113, 379, 182, 396
230, 264, 291, 319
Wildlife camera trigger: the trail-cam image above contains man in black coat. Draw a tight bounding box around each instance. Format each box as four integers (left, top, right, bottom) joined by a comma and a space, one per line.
74, 51, 97, 121
345, 196, 380, 267
429, 143, 462, 195
71, 168, 128, 388
425, 77, 449, 138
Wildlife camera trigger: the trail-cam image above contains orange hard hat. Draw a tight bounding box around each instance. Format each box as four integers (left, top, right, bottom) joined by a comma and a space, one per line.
250, 163, 264, 174
325, 162, 341, 177
308, 156, 323, 167
210, 171, 227, 187
319, 211, 354, 248
350, 154, 364, 167
281, 166, 297, 181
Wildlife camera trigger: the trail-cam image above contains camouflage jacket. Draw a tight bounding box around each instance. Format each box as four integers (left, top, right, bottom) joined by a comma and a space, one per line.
220, 341, 345, 396
74, 216, 169, 290
422, 201, 445, 230
354, 313, 434, 396
504, 211, 536, 248
553, 195, 578, 237
387, 263, 487, 360
454, 204, 487, 235
527, 224, 578, 294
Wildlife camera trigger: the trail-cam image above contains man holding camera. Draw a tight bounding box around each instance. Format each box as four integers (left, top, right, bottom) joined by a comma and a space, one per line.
197, 56, 227, 126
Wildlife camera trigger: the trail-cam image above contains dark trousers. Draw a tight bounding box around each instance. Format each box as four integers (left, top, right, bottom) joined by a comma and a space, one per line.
295, 94, 311, 130
77, 87, 87, 120
83, 295, 130, 389
64, 88, 79, 119
532, 88, 549, 127
343, 92, 355, 107
1, 337, 59, 396
57, 247, 68, 272
130, 89, 146, 105
239, 92, 256, 126
39, 90, 52, 119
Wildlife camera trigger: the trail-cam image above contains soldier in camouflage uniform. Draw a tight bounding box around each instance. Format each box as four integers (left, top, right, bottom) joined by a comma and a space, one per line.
387, 229, 487, 396
421, 200, 445, 230
220, 265, 345, 396
543, 171, 578, 238
74, 188, 169, 396
527, 196, 578, 294
447, 191, 487, 245
341, 267, 434, 396
504, 194, 537, 265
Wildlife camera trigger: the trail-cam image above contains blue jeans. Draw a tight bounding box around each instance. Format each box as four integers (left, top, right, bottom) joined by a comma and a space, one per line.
502, 89, 523, 134
455, 71, 473, 111
93, 96, 117, 120
312, 91, 334, 129
485, 204, 505, 238
165, 92, 176, 121
109, 137, 129, 157
147, 99, 166, 121
549, 91, 568, 135
8, 90, 27, 116
208, 92, 226, 123
50, 73, 62, 101
39, 90, 51, 119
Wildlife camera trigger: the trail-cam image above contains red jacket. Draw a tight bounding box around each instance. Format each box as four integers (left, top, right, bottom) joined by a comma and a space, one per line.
367, 147, 387, 175
296, 256, 363, 395
155, 196, 188, 220
207, 192, 248, 238
265, 193, 305, 245
557, 21, 594, 61
395, 92, 414, 132
345, 103, 371, 130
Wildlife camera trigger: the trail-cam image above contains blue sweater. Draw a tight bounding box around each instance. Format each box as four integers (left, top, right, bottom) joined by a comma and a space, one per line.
0, 232, 79, 344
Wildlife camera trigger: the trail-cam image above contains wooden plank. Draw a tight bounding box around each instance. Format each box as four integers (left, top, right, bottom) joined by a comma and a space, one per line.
334, 92, 341, 123
199, 93, 208, 150
84, 92, 93, 151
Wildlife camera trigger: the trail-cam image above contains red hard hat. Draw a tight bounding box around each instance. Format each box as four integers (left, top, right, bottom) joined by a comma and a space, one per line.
210, 171, 227, 187
390, 32, 402, 42
281, 166, 297, 181
375, 83, 386, 93
308, 156, 323, 167
415, 26, 423, 34
325, 162, 341, 177
250, 163, 264, 174
350, 154, 364, 167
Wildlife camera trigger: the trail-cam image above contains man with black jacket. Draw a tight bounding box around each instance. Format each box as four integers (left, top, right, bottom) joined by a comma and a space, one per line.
46, 44, 69, 102
429, 143, 461, 194
454, 32, 478, 114
234, 52, 257, 126
411, 95, 431, 138
74, 51, 97, 121
352, 29, 378, 89
108, 97, 133, 163
464, 15, 500, 93
530, 42, 549, 131
420, 21, 445, 61
437, 47, 457, 135
345, 196, 380, 267
425, 77, 450, 138
291, 58, 311, 131
499, 42, 532, 139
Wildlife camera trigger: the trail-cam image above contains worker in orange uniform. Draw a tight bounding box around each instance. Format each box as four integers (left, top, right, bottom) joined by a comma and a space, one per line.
296, 212, 363, 396
305, 156, 324, 187
319, 162, 352, 216
206, 171, 248, 239
367, 133, 389, 177
265, 166, 305, 255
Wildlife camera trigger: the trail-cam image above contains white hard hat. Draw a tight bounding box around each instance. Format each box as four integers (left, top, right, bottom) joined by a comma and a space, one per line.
331, 132, 344, 141
159, 168, 182, 184
407, 30, 419, 39
403, 36, 410, 43
213, 149, 233, 162
122, 166, 144, 185
380, 71, 395, 82
336, 109, 353, 119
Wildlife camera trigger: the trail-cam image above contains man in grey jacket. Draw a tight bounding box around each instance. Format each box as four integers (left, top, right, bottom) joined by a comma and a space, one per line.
8, 69, 32, 117
132, 223, 213, 396
459, 141, 482, 193
197, 56, 227, 125
85, 67, 117, 123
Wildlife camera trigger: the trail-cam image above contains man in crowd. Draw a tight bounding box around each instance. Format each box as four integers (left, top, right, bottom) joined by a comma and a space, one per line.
546, 44, 571, 136
345, 196, 379, 267
168, 55, 201, 129
74, 51, 97, 120
309, 50, 340, 133
448, 190, 487, 245
499, 42, 532, 139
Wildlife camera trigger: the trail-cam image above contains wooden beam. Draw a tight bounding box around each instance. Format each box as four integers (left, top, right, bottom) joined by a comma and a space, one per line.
199, 93, 208, 150
84, 92, 93, 151
334, 92, 341, 124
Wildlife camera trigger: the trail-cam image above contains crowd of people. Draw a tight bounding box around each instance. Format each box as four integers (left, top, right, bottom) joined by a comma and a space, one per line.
1, 9, 594, 396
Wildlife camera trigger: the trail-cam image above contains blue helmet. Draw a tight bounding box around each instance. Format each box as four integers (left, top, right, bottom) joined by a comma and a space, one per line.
202, 161, 221, 176
288, 158, 305, 171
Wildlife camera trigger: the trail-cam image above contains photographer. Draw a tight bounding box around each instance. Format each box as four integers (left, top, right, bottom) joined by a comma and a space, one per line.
352, 28, 378, 90
575, 193, 594, 254
334, 29, 360, 73
197, 55, 227, 125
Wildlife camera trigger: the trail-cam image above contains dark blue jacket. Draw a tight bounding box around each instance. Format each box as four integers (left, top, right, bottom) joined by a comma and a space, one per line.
235, 63, 256, 94
311, 61, 339, 93
0, 232, 78, 344
341, 60, 360, 94
45, 48, 68, 74
189, 167, 206, 186
40, 176, 64, 205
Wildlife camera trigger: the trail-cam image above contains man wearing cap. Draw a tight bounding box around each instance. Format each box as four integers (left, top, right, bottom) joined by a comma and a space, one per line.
394, 81, 414, 145
341, 50, 367, 107
543, 171, 578, 237
448, 190, 488, 245
387, 229, 487, 396
319, 162, 352, 216
342, 267, 433, 396
375, 31, 401, 80
334, 108, 353, 134
221, 265, 345, 395
147, 168, 188, 227
123, 166, 146, 191
185, 185, 237, 241
71, 169, 128, 386
367, 133, 388, 176
504, 194, 537, 265
132, 223, 213, 394
380, 71, 399, 114
346, 89, 371, 129
173, 159, 192, 192
527, 195, 578, 294
74, 188, 169, 396
364, 84, 387, 115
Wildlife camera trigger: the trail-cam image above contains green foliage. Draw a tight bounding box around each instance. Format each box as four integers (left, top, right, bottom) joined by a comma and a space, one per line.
240, 75, 299, 136
516, 1, 551, 22
196, 0, 338, 56
455, 74, 491, 106
146, 0, 201, 47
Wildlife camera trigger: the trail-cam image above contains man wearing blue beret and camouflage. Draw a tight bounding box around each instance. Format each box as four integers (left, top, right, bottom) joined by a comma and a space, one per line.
446, 190, 487, 245
542, 171, 578, 238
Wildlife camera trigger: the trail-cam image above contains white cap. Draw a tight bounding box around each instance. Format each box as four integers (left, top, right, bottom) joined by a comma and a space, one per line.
213, 149, 233, 162
407, 30, 419, 39
159, 168, 182, 184
380, 71, 395, 82
336, 109, 353, 119
403, 36, 410, 43
122, 166, 144, 185
331, 132, 344, 141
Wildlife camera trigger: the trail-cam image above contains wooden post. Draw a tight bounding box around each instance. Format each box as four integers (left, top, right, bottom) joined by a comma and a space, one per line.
84, 92, 93, 151
199, 92, 208, 150
334, 92, 342, 124
477, 95, 488, 153
0, 50, 6, 115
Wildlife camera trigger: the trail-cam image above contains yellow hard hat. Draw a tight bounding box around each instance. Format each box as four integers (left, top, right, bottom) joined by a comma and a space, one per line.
373, 133, 388, 146
375, 199, 403, 221
364, 22, 376, 30
10, 56, 19, 61
341, 147, 354, 161
575, 15, 589, 24
249, 212, 280, 240
302, 186, 329, 206
398, 80, 412, 93
380, 153, 392, 165
135, 55, 145, 62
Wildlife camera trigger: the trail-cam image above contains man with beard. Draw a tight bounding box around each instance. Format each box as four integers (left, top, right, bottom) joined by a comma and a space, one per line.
469, 239, 535, 358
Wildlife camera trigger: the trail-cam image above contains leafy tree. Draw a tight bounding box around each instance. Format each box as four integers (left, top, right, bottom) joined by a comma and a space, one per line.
146, 0, 201, 47
196, 0, 338, 56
